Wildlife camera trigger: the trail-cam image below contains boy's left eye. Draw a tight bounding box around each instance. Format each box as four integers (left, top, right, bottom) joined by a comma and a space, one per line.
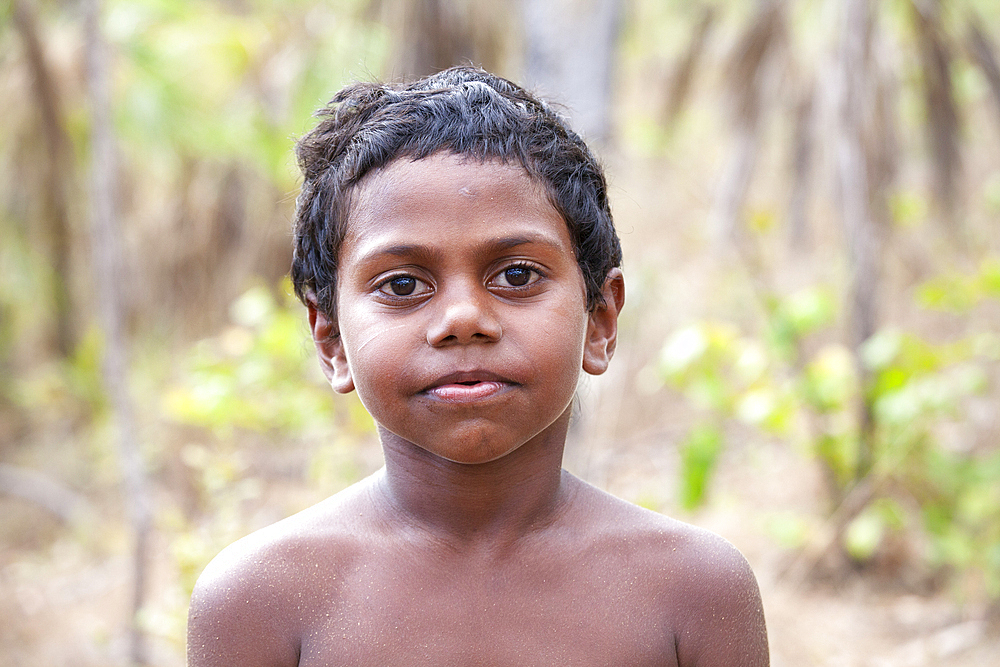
492, 265, 541, 289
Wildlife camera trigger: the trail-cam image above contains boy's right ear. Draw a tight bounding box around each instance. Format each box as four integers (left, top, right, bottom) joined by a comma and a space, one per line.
307, 301, 355, 394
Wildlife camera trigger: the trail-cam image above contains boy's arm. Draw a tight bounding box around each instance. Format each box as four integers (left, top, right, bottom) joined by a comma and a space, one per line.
672, 533, 769, 667
187, 547, 300, 667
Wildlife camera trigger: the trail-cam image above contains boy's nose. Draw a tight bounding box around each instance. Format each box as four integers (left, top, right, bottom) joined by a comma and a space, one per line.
425, 285, 502, 346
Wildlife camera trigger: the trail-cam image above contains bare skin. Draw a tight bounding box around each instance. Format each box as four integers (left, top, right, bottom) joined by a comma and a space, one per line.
187, 154, 769, 666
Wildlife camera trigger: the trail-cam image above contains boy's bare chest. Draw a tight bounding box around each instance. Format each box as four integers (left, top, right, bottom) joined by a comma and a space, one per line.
294, 552, 678, 667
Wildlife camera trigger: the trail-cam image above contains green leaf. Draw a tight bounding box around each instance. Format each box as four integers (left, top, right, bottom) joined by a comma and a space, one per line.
782, 287, 836, 336
803, 344, 857, 411
679, 424, 723, 511
735, 387, 776, 426
861, 330, 902, 370
845, 509, 884, 561
979, 258, 1000, 298
660, 324, 709, 376
890, 190, 928, 227
764, 512, 812, 549
815, 433, 857, 488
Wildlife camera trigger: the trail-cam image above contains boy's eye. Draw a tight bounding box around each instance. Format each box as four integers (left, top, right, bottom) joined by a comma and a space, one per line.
504, 267, 531, 286
492, 264, 542, 289
377, 275, 430, 297
388, 276, 416, 295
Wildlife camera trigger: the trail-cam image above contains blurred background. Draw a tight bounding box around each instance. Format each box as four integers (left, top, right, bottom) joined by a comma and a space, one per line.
2, 0, 1000, 664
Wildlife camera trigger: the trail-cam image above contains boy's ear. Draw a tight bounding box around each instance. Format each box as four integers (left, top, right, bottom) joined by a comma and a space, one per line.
582, 268, 625, 376
307, 301, 354, 394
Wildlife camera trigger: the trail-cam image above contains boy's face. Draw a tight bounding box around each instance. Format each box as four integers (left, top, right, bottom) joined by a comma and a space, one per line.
310, 152, 621, 465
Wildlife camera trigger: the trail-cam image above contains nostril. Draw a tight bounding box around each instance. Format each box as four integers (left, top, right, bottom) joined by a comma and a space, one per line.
426, 301, 503, 346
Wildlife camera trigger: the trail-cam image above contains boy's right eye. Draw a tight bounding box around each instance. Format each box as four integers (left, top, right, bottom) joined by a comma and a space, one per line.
387, 276, 416, 295
376, 275, 431, 298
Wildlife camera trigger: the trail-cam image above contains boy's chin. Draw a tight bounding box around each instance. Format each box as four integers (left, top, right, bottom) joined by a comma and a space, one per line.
393, 438, 521, 466
434, 441, 529, 466
377, 426, 538, 467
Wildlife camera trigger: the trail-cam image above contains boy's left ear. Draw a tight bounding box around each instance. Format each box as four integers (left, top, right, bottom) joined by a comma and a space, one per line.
582, 268, 625, 376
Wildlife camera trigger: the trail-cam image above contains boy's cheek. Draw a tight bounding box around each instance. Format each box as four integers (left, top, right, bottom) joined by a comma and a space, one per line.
342, 327, 414, 396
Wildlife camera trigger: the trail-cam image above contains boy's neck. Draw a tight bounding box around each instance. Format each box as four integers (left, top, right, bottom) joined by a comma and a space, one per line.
374, 409, 574, 550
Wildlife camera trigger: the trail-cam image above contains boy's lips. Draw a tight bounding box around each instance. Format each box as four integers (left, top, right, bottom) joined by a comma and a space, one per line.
420, 371, 517, 402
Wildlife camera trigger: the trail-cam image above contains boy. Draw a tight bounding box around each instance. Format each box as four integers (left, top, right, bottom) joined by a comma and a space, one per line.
187, 67, 768, 666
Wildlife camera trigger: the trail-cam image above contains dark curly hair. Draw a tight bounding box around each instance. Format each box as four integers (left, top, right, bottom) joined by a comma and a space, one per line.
291, 66, 621, 326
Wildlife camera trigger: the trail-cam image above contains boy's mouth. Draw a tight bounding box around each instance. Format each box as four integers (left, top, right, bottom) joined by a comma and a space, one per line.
422, 372, 515, 402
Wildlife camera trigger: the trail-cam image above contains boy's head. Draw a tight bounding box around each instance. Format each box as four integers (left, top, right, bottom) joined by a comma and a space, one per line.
291, 66, 621, 326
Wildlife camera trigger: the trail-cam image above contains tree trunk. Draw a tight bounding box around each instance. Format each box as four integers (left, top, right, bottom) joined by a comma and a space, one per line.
913, 0, 960, 222
521, 0, 624, 146
12, 0, 76, 358
83, 1, 152, 663
0, 464, 92, 524
967, 16, 1000, 133
835, 0, 880, 483
708, 0, 783, 246
660, 7, 716, 130
385, 0, 510, 79
787, 79, 816, 250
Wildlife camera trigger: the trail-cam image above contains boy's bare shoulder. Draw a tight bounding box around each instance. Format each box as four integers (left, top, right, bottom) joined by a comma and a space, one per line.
568, 476, 744, 557
566, 478, 769, 666
187, 476, 378, 667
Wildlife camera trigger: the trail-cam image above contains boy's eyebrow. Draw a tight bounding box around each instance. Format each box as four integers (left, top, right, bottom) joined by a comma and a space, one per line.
486, 234, 566, 253
363, 244, 442, 262
356, 233, 567, 265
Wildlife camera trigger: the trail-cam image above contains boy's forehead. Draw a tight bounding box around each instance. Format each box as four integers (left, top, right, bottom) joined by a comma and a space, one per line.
353, 152, 542, 200
344, 153, 563, 239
